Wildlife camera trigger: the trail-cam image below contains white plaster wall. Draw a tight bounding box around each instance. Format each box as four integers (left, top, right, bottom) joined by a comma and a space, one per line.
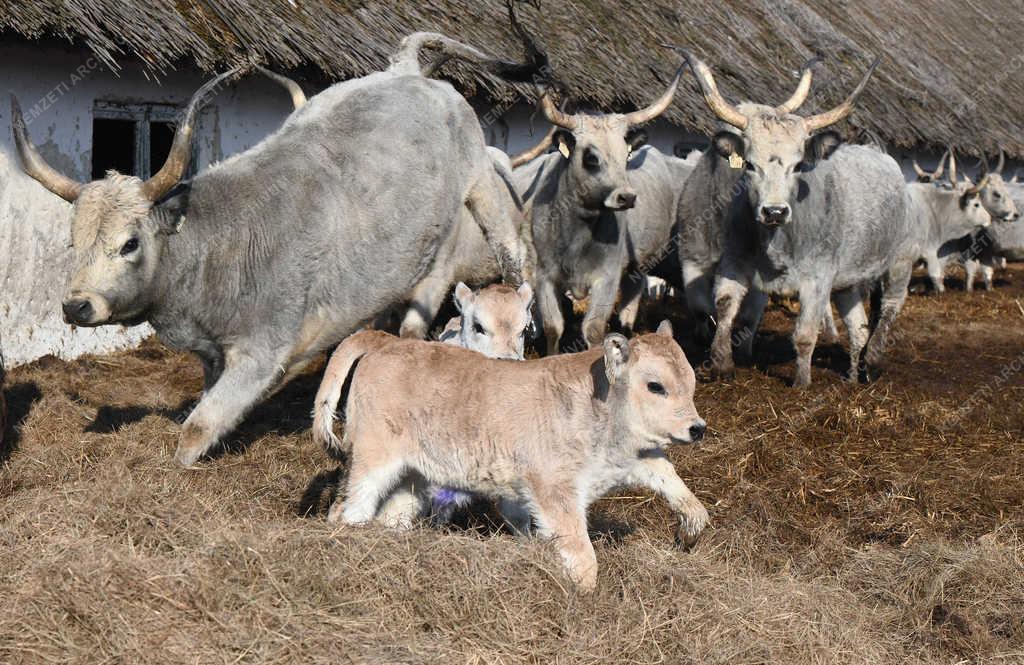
0, 41, 299, 367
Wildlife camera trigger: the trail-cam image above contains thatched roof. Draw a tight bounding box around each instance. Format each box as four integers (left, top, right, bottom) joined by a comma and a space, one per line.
2, 1, 1022, 155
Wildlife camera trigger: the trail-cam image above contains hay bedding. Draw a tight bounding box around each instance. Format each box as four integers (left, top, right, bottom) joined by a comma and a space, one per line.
1, 269, 1023, 664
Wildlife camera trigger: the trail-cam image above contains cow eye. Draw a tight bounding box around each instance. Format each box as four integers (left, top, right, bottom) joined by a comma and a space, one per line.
120, 238, 139, 256
994, 192, 1001, 199
473, 322, 486, 335
744, 161, 756, 172
647, 381, 666, 395
582, 149, 601, 170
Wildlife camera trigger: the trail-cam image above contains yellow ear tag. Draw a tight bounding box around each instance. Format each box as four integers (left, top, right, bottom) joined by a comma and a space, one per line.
728, 153, 745, 170
558, 141, 570, 159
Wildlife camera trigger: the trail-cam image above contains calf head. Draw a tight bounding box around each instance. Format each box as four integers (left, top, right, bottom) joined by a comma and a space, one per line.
603, 321, 705, 447
678, 49, 879, 226
539, 61, 685, 212
10, 70, 239, 326
454, 281, 534, 360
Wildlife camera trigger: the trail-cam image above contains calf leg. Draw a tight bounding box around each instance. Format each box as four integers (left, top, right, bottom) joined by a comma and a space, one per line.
616, 272, 645, 335
982, 264, 995, 291
536, 279, 565, 355
710, 273, 750, 379
529, 483, 597, 591
375, 474, 428, 530
964, 258, 978, 293
498, 497, 533, 537
833, 287, 869, 382
174, 347, 282, 466
328, 453, 407, 525
582, 275, 623, 348
792, 283, 829, 387
625, 455, 709, 549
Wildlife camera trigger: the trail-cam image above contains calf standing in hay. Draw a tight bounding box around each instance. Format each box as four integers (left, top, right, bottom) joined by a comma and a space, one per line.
315, 321, 708, 591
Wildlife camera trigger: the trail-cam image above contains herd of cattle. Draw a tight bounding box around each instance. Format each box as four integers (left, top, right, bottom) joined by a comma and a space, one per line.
8, 25, 1022, 590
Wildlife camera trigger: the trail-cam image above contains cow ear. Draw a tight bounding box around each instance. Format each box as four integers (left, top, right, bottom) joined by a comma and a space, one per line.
712, 131, 743, 159
655, 319, 673, 338
553, 129, 576, 158
807, 130, 843, 162
454, 282, 474, 312
516, 281, 534, 308
155, 182, 190, 235
603, 333, 630, 384
625, 128, 648, 152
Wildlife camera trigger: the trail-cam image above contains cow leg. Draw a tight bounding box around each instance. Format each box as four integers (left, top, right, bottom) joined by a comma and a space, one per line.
529, 483, 597, 591
925, 252, 945, 294
792, 283, 829, 387
329, 454, 407, 525
616, 272, 645, 335
734, 289, 767, 361
863, 261, 912, 379
193, 343, 225, 393
624, 455, 709, 550
819, 305, 840, 344
465, 170, 525, 287
710, 273, 749, 379
682, 260, 714, 343
174, 348, 281, 466
583, 275, 622, 348
400, 273, 451, 339
833, 287, 869, 382
964, 258, 978, 293
981, 263, 995, 291
537, 279, 564, 355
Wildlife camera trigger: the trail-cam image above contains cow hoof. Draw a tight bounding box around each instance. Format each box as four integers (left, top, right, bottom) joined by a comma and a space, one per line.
711, 364, 735, 381
173, 445, 203, 467
792, 374, 812, 388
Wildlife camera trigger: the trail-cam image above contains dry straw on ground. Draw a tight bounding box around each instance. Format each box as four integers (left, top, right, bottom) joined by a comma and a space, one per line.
2, 267, 1023, 664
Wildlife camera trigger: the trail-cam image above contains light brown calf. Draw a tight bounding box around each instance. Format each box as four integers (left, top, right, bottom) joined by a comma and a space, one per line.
316, 321, 709, 591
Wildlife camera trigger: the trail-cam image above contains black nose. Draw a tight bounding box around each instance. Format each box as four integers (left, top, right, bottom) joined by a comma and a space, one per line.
689, 422, 706, 442
62, 298, 93, 324
761, 205, 789, 225
617, 191, 637, 209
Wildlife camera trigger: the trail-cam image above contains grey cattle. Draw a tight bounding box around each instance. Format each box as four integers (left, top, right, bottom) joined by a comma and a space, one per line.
909, 151, 993, 293
677, 48, 914, 386
12, 34, 541, 466
960, 153, 1022, 290
512, 66, 685, 354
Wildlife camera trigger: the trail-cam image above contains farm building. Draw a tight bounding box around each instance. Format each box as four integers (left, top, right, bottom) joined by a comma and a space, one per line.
1, 0, 1022, 365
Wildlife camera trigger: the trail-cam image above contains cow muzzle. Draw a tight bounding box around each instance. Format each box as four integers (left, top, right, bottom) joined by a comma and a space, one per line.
759, 204, 791, 226
604, 188, 637, 211
62, 293, 110, 326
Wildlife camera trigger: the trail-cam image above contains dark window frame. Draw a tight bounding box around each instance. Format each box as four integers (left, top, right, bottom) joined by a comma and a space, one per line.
91, 101, 201, 179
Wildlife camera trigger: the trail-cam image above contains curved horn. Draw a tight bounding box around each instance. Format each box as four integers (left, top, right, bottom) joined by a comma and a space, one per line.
622, 59, 686, 126
140, 68, 242, 201
10, 95, 84, 202
912, 158, 929, 180
948, 148, 958, 185
664, 46, 747, 130
995, 147, 1005, 174
776, 56, 821, 114
256, 66, 306, 109
539, 88, 578, 130
966, 173, 990, 195
803, 56, 881, 132
509, 124, 557, 167
1012, 170, 1020, 184
932, 150, 948, 180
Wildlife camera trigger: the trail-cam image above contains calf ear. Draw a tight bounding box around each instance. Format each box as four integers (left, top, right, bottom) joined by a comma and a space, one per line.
655, 320, 673, 338
554, 129, 576, 159
603, 333, 630, 384
516, 281, 534, 308
807, 130, 843, 163
454, 282, 474, 312
712, 131, 744, 160
626, 128, 648, 152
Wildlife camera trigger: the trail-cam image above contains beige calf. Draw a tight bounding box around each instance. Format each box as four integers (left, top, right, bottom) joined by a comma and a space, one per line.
319, 321, 709, 591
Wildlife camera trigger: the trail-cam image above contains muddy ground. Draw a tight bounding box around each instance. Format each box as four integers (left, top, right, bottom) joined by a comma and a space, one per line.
1, 268, 1022, 664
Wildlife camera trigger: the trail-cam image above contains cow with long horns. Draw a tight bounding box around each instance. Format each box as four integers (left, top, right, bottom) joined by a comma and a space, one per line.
11, 37, 542, 466
674, 48, 914, 386
512, 64, 685, 353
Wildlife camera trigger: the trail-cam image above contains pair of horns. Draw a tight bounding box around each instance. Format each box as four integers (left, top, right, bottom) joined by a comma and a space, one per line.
539, 58, 688, 131
11, 66, 306, 203
666, 46, 879, 133
913, 149, 949, 182
947, 148, 991, 195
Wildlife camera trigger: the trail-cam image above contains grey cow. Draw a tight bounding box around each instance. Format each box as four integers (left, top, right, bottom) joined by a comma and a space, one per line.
11, 34, 542, 466
959, 153, 1021, 291
513, 66, 685, 354
677, 49, 914, 386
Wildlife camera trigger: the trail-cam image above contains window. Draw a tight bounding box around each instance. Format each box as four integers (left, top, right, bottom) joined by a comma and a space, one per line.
91, 102, 199, 180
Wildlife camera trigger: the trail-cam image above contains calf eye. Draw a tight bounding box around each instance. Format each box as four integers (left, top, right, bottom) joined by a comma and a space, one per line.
473, 322, 486, 335
647, 381, 666, 395
120, 238, 139, 256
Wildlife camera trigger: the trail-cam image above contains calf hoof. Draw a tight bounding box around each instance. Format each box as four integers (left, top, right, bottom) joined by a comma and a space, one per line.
675, 503, 710, 551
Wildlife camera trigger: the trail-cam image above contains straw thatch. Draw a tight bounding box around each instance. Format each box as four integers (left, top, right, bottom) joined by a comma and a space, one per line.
1, 1, 1022, 154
